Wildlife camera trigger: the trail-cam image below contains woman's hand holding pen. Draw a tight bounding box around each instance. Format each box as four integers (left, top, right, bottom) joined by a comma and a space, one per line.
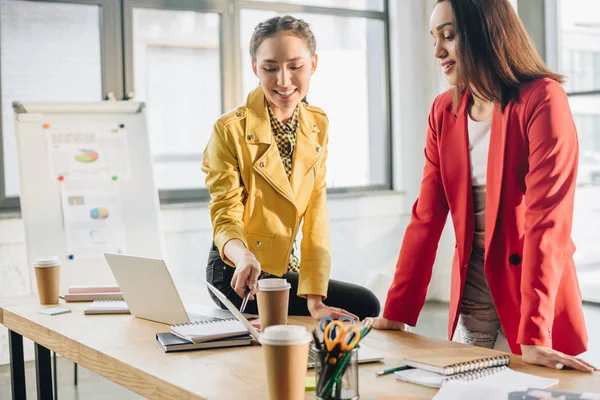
364, 316, 406, 331
230, 251, 260, 299
225, 240, 261, 299
307, 295, 358, 321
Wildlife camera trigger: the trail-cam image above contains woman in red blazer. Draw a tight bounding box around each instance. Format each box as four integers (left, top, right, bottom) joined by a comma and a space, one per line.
369, 0, 596, 372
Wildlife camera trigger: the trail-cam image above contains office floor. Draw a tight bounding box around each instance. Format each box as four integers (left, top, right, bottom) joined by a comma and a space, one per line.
1, 301, 599, 399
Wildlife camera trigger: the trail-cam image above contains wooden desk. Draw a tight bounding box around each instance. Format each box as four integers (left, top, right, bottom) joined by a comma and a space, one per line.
2, 295, 599, 400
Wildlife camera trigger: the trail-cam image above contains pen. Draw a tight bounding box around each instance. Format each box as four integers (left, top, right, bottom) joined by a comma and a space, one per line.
311, 329, 322, 351
375, 365, 414, 377
239, 286, 251, 314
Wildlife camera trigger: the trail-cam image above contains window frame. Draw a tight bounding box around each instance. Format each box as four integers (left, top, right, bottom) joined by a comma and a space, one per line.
0, 0, 393, 210
0, 0, 123, 211
237, 1, 393, 197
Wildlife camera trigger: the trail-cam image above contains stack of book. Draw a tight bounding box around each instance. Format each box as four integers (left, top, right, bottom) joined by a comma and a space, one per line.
62, 285, 123, 302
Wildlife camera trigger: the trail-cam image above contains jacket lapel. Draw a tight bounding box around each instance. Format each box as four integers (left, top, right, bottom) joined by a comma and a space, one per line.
484, 103, 508, 252
290, 104, 322, 198
442, 93, 474, 265
245, 87, 296, 207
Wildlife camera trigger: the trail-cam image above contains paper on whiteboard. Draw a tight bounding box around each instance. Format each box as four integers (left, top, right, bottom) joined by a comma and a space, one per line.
45, 123, 131, 181
61, 181, 127, 257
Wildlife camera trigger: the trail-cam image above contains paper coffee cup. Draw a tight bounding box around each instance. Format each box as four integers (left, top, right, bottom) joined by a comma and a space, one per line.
33, 256, 61, 305
260, 325, 312, 400
257, 278, 291, 330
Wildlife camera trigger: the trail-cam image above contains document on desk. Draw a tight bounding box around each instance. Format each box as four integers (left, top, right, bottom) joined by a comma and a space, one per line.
61, 181, 127, 257
45, 123, 131, 181
429, 367, 558, 399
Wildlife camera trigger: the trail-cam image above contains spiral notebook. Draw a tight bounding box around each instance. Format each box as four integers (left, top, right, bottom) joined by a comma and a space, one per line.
396, 366, 558, 389
400, 347, 511, 375
170, 317, 249, 344
84, 299, 130, 315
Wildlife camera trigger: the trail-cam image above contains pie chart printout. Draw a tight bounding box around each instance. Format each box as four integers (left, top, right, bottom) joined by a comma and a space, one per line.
75, 149, 99, 163
90, 207, 109, 220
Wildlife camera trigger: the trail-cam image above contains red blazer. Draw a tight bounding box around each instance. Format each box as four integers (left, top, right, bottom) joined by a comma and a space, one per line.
383, 78, 588, 355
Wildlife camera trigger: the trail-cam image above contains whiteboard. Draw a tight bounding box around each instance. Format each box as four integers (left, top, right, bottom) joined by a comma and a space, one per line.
13, 102, 164, 291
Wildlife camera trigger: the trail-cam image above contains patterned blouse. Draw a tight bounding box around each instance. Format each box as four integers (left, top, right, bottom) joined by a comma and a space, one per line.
267, 104, 301, 273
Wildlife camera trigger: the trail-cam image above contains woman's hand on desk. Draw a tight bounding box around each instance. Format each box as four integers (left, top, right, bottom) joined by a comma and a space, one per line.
229, 251, 261, 300
307, 295, 359, 321
364, 317, 405, 331
521, 344, 597, 372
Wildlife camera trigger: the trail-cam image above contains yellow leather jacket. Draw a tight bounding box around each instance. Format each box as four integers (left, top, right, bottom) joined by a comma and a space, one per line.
202, 87, 331, 298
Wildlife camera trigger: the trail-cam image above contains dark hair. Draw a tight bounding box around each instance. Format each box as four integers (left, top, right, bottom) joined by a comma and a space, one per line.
436, 0, 563, 110
249, 15, 316, 62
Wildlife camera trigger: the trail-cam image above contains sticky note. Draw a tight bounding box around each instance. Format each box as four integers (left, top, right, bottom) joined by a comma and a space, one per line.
305, 375, 316, 391
38, 307, 71, 316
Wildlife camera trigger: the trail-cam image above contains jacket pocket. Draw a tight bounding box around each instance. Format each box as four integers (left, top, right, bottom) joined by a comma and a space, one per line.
247, 232, 275, 250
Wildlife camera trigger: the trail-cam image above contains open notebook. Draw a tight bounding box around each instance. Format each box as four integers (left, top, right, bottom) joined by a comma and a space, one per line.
171, 280, 261, 344
84, 300, 130, 315
400, 346, 511, 376
396, 365, 558, 389
171, 318, 248, 344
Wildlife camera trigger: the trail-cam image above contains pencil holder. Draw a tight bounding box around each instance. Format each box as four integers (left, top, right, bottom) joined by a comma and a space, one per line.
313, 345, 359, 400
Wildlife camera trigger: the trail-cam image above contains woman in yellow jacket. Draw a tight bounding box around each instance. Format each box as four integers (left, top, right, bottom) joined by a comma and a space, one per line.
202, 15, 380, 320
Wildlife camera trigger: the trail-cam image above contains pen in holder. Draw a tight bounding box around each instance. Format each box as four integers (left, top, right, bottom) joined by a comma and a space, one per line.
313, 344, 359, 400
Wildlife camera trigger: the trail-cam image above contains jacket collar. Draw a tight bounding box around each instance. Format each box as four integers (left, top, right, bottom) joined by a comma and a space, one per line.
244, 86, 321, 141
245, 87, 323, 209
245, 87, 272, 144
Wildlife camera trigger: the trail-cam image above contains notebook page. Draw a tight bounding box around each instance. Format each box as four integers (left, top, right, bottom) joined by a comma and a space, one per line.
397, 366, 557, 390
171, 319, 248, 343
84, 299, 129, 313
434, 381, 516, 400
432, 368, 558, 399
464, 367, 557, 388
89, 299, 127, 310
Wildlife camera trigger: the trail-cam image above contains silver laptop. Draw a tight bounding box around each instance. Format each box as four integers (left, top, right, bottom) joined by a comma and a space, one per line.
104, 253, 230, 325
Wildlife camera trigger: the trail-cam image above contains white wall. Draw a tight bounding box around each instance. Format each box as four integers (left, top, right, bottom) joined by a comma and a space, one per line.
0, 0, 457, 366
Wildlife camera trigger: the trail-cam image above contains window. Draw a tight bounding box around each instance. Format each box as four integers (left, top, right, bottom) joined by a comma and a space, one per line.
132, 8, 221, 191
0, 0, 391, 208
0, 0, 103, 199
240, 8, 389, 189
555, 0, 600, 301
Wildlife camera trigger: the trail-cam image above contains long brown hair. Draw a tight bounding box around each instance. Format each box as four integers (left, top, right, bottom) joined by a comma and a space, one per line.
437, 0, 563, 111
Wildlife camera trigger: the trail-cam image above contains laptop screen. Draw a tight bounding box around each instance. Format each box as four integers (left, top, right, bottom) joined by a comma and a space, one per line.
203, 280, 261, 341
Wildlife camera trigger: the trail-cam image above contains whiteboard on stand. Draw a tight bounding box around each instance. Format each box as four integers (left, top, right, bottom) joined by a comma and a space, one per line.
13, 101, 164, 292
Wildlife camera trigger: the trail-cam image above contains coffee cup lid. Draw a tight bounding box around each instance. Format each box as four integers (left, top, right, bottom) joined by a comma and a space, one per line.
259, 325, 311, 346
33, 256, 61, 267
258, 278, 291, 291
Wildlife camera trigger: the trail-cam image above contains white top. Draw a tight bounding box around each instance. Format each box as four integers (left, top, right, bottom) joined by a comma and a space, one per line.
467, 115, 492, 186
467, 115, 492, 248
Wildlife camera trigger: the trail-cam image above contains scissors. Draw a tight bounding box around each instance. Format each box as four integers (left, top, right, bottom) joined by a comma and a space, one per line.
318, 315, 355, 334
322, 321, 361, 365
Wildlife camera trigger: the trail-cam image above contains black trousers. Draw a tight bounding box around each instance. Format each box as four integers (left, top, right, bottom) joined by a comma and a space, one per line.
206, 243, 381, 320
